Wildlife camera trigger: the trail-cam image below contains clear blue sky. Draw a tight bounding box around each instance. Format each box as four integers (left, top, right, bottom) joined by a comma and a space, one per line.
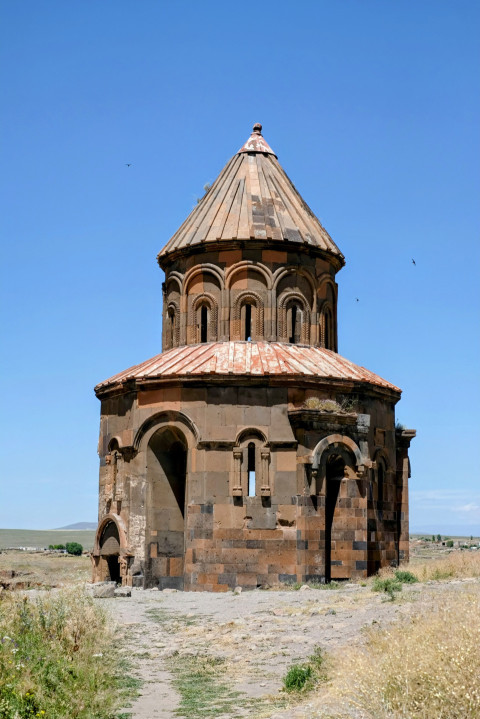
1, 1, 479, 535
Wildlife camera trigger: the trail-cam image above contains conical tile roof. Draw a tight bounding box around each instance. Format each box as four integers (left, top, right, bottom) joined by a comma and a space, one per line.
158, 124, 344, 266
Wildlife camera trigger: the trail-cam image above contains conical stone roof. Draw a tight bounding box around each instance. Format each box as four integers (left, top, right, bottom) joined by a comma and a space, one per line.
158, 124, 344, 267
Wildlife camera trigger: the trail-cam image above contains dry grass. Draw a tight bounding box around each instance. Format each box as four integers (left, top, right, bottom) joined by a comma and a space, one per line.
371, 550, 480, 585
315, 585, 480, 719
409, 550, 480, 581
0, 551, 91, 589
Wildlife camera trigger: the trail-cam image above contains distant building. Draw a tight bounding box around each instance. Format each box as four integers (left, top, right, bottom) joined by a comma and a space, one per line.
92, 124, 415, 590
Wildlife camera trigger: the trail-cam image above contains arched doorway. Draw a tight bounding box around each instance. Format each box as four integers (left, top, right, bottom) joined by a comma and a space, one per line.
146, 427, 187, 589
99, 520, 121, 584
325, 454, 345, 582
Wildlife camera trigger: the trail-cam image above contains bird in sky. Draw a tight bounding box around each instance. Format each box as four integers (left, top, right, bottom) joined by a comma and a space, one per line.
125, 163, 132, 168
355, 298, 359, 302
412, 258, 416, 265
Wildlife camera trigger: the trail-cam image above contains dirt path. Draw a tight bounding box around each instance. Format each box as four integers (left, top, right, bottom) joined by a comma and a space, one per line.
104, 581, 444, 719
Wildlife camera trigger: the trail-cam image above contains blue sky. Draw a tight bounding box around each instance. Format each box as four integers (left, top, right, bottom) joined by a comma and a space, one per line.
1, 0, 479, 535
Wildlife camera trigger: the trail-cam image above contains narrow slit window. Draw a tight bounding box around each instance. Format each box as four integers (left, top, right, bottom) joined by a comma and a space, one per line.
378, 463, 384, 509
324, 310, 330, 349
288, 305, 300, 344
200, 305, 208, 343
245, 303, 252, 341
168, 308, 176, 347
247, 442, 256, 496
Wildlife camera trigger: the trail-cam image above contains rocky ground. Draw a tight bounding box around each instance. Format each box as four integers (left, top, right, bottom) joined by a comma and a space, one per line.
102, 577, 479, 719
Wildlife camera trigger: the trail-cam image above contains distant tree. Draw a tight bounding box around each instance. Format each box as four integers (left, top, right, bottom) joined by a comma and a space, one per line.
49, 544, 66, 550
66, 542, 83, 556
432, 535, 435, 542
437, 534, 442, 542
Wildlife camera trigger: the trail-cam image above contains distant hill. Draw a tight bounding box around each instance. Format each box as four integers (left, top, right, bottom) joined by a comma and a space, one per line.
55, 522, 97, 530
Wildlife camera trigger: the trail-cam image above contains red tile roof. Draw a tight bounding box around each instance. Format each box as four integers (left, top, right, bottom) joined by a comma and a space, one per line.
95, 342, 400, 394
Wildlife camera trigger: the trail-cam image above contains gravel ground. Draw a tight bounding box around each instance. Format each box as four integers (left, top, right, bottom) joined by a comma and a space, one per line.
98, 580, 479, 719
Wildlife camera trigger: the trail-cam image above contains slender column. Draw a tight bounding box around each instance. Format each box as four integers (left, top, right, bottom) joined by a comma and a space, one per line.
232, 449, 243, 496
260, 448, 271, 496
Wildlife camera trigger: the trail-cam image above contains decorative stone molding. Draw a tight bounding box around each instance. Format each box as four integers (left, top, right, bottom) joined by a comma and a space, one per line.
277, 290, 311, 343
183, 263, 225, 293
232, 291, 264, 340
232, 448, 243, 496
318, 300, 334, 349
190, 293, 219, 343
225, 260, 273, 290
166, 301, 180, 349
260, 447, 271, 495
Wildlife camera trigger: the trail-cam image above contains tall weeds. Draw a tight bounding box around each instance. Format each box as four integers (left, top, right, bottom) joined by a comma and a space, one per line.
0, 588, 130, 719
328, 586, 480, 718
411, 550, 480, 581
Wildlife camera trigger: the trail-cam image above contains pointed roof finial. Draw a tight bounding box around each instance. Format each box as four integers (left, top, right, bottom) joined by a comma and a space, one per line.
238, 122, 276, 156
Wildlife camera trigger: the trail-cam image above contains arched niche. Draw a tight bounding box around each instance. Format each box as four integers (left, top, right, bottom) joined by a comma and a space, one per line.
146, 425, 189, 589
226, 261, 272, 291
373, 449, 390, 515
277, 290, 311, 344
274, 268, 315, 309
190, 292, 218, 343
311, 435, 365, 582
134, 410, 199, 452
317, 277, 337, 349
183, 264, 224, 294
232, 291, 264, 341
92, 513, 129, 584
165, 301, 180, 349
318, 300, 334, 350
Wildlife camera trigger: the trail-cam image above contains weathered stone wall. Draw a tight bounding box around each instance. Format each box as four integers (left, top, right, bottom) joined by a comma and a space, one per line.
93, 379, 409, 590
162, 248, 338, 351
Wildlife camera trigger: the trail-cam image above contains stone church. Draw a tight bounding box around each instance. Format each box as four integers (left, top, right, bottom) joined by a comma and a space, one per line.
92, 124, 415, 590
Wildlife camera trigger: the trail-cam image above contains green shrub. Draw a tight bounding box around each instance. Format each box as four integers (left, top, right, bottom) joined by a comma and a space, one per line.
65, 542, 83, 556
372, 577, 402, 599
0, 589, 135, 718
283, 646, 328, 693
394, 570, 418, 584
283, 664, 312, 691
446, 540, 454, 548
48, 544, 65, 550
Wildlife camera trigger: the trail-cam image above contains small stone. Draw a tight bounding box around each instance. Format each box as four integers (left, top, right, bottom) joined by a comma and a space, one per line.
162, 588, 178, 594
233, 586, 242, 594
92, 583, 115, 598
114, 586, 132, 598
299, 584, 310, 591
